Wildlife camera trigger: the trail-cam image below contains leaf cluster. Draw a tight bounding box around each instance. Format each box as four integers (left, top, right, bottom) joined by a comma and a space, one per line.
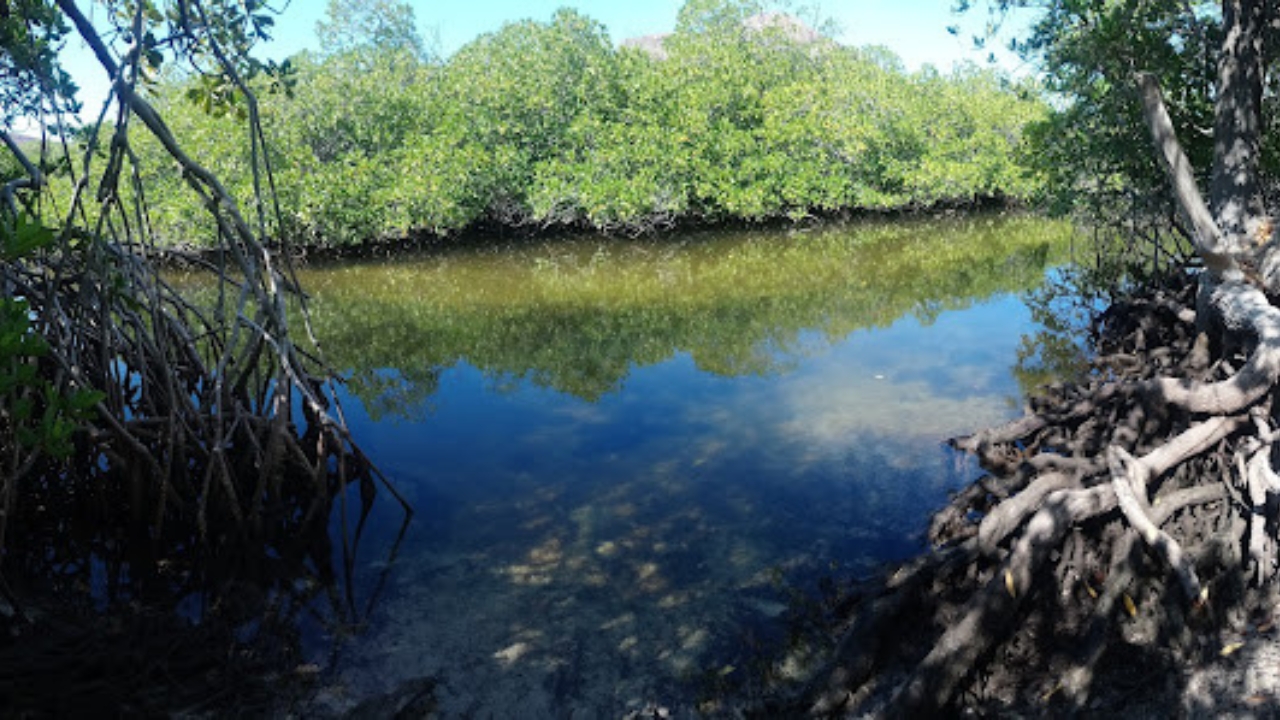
1, 0, 78, 124
0, 215, 103, 462
973, 1, 1226, 220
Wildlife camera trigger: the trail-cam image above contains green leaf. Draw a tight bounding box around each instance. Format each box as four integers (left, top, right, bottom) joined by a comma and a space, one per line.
12, 397, 32, 422
67, 389, 105, 413
2, 212, 56, 260
16, 426, 39, 449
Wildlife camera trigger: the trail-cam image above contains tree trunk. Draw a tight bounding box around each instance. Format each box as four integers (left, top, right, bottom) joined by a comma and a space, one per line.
1211, 0, 1267, 245
1135, 72, 1236, 278
1140, 0, 1280, 299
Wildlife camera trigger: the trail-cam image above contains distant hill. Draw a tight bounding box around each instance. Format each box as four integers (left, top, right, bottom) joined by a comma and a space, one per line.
4, 129, 41, 145
619, 12, 825, 60
619, 33, 671, 60
742, 12, 823, 44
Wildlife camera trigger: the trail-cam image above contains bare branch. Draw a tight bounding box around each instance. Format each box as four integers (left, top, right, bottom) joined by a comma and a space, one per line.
1, 131, 44, 216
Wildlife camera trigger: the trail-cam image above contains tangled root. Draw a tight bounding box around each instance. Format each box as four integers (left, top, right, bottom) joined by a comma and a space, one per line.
770, 270, 1280, 715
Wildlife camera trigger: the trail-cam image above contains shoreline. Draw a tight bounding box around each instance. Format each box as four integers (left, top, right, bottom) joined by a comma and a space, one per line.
154, 195, 1026, 269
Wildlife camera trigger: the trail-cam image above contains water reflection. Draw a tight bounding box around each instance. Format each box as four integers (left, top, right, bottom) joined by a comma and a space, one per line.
298, 214, 1073, 408
293, 215, 1085, 715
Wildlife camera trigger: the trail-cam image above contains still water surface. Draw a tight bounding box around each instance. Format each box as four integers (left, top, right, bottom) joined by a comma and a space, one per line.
299, 215, 1084, 715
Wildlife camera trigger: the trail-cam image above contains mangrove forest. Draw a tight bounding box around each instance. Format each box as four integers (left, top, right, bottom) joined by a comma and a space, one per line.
11, 0, 1280, 716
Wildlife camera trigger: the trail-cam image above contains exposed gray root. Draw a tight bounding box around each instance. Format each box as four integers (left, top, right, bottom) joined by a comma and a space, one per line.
1109, 445, 1202, 603
887, 485, 1116, 716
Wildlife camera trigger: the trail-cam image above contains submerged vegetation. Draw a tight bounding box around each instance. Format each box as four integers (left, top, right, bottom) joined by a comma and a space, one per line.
126, 0, 1048, 248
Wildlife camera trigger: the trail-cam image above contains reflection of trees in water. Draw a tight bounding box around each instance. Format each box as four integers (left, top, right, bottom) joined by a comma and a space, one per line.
346, 366, 443, 421
1014, 241, 1194, 399
1012, 262, 1129, 398
306, 216, 1077, 414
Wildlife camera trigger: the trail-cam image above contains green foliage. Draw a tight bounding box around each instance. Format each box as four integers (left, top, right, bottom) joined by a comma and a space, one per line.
976, 1, 1221, 218
1, 0, 78, 124
440, 8, 621, 225
268, 49, 436, 243
905, 64, 1047, 204
125, 0, 1048, 248
1, 209, 55, 260
0, 302, 103, 459
315, 0, 429, 61
0, 216, 103, 462
0, 149, 21, 185
676, 0, 764, 34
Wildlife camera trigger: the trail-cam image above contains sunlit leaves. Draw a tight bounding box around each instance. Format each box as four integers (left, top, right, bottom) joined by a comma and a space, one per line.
125, 0, 1047, 247
1, 0, 77, 125
438, 8, 619, 221
980, 0, 1223, 216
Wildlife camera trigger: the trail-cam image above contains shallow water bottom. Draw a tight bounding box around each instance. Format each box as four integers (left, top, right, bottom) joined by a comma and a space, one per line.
275, 218, 1082, 715
307, 313, 1028, 715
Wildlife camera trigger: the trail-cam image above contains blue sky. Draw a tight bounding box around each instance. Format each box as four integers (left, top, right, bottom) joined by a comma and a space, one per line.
42, 1, 1030, 130
262, 0, 1026, 69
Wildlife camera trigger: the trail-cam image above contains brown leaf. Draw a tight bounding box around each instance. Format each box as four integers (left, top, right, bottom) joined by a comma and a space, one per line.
1220, 641, 1245, 657
1123, 593, 1137, 617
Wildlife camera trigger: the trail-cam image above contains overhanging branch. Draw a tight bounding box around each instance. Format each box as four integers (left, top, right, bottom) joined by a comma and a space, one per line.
1135, 72, 1239, 279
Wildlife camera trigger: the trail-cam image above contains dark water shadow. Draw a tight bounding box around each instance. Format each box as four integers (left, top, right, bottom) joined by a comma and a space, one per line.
0, 450, 412, 716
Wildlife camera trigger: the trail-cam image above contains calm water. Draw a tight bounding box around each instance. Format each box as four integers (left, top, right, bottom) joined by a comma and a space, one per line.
296, 215, 1084, 715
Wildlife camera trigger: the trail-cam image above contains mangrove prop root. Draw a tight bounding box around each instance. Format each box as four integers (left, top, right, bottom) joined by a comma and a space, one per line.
799, 542, 977, 714
784, 270, 1280, 715
0, 9, 414, 713
887, 485, 1117, 716
0, 0, 411, 567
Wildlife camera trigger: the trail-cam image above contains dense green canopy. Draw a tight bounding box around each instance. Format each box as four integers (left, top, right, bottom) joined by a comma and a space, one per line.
125, 0, 1048, 247
975, 1, 1280, 228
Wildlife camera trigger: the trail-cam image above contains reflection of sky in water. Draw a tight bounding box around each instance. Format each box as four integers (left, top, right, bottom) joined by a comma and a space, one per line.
318, 293, 1039, 716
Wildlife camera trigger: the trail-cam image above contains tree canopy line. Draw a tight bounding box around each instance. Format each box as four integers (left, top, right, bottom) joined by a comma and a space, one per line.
120, 0, 1048, 247
6, 0, 1280, 715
